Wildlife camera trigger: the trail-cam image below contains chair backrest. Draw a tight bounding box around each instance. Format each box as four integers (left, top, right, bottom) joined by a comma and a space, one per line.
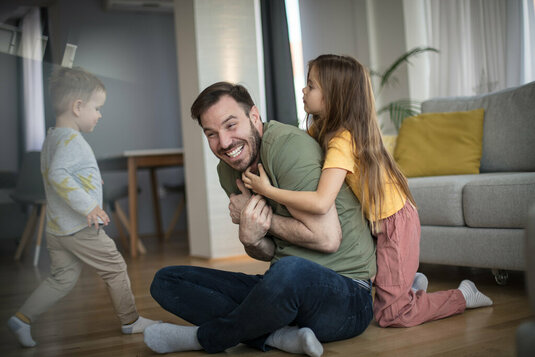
0, 171, 17, 189
11, 151, 46, 204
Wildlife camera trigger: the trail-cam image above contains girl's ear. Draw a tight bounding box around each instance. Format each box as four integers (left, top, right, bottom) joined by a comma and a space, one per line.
72, 99, 83, 116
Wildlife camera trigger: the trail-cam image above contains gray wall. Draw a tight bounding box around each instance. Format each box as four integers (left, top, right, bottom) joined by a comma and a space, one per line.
0, 0, 185, 239
47, 0, 181, 157
0, 52, 19, 172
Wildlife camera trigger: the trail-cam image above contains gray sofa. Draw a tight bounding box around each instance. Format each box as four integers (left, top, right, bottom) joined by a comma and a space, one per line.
408, 81, 535, 283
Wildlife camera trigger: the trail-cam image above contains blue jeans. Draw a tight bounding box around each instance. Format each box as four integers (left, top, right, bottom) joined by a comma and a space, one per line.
150, 256, 373, 353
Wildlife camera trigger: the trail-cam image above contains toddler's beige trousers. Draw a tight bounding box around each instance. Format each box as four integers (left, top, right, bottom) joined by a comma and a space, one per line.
19, 226, 138, 325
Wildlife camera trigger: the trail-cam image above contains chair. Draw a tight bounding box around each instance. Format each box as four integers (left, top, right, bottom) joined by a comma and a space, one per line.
0, 171, 17, 188
11, 152, 145, 265
11, 151, 46, 267
163, 183, 186, 240
103, 184, 146, 254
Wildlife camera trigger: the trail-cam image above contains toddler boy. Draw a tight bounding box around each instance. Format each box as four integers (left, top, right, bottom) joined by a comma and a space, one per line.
7, 66, 159, 347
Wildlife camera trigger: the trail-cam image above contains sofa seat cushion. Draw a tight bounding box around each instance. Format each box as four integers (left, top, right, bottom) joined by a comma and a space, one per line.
463, 172, 535, 228
419, 226, 525, 270
408, 174, 481, 226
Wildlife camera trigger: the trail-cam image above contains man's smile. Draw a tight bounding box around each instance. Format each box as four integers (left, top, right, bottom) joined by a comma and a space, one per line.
225, 145, 244, 158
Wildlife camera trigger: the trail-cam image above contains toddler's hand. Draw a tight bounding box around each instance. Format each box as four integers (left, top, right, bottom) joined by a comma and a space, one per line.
87, 205, 110, 228
242, 164, 272, 195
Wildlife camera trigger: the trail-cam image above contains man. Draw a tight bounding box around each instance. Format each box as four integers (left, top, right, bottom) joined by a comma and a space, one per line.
144, 82, 376, 356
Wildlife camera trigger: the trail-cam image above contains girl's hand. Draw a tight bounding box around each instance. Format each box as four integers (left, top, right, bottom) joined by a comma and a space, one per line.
242, 164, 272, 195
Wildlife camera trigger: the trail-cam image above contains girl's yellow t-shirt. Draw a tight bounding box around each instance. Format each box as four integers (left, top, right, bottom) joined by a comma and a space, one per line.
322, 130, 406, 222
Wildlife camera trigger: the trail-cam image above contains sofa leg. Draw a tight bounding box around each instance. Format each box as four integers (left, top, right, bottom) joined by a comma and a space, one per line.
492, 269, 509, 285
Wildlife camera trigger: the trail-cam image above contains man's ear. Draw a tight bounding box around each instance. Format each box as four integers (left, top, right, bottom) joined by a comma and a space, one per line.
72, 99, 83, 117
249, 105, 262, 124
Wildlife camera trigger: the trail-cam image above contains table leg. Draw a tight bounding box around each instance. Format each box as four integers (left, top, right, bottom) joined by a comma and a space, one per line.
149, 168, 164, 240
128, 157, 138, 258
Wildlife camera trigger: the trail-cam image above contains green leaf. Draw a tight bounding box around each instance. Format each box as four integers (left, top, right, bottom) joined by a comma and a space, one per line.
372, 46, 439, 133
377, 100, 421, 131
379, 46, 439, 89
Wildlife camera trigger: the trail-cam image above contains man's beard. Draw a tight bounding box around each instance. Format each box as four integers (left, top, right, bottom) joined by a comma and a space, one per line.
221, 119, 261, 172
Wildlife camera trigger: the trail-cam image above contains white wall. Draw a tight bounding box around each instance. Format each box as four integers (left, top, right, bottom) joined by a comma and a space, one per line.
299, 0, 369, 67
366, 0, 410, 134
298, 0, 410, 134
175, 0, 265, 258
402, 0, 431, 103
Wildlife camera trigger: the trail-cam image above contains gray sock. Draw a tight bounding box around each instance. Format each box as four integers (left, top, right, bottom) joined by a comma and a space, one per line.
411, 272, 429, 292
7, 316, 36, 348
121, 316, 161, 334
458, 280, 493, 308
266, 326, 323, 357
143, 323, 202, 353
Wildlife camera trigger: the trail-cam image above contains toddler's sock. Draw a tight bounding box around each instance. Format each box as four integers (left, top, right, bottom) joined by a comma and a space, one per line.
144, 323, 202, 353
266, 326, 323, 357
458, 280, 493, 308
121, 316, 161, 334
7, 316, 36, 348
411, 272, 429, 292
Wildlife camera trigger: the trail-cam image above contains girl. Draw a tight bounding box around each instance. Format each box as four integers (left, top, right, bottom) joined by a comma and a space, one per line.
243, 54, 492, 327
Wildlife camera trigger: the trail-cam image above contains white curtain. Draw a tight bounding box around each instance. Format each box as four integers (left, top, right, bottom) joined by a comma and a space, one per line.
418, 0, 534, 98
524, 0, 535, 82
21, 7, 46, 151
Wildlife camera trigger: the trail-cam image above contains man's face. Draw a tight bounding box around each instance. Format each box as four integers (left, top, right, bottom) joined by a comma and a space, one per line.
200, 95, 263, 172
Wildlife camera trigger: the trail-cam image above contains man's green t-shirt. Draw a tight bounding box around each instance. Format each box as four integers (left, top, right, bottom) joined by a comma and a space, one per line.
217, 121, 376, 280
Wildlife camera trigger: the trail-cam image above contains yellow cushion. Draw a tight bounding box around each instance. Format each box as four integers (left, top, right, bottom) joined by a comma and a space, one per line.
382, 135, 397, 156
394, 109, 485, 177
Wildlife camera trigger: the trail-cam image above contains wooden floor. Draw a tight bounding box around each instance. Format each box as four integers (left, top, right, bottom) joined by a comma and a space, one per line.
0, 232, 532, 357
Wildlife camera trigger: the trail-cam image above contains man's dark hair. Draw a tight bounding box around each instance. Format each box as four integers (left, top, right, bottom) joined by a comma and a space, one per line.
190, 82, 255, 126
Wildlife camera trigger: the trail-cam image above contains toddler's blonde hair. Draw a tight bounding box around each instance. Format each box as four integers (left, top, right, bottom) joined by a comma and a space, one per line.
49, 66, 105, 116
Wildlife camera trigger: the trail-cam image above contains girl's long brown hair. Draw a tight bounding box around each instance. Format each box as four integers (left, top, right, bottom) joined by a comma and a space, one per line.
307, 54, 415, 229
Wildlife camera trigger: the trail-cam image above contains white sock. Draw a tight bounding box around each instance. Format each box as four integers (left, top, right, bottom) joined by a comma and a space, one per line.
458, 280, 493, 308
144, 323, 202, 353
121, 316, 161, 334
266, 326, 323, 357
411, 272, 429, 292
7, 316, 36, 348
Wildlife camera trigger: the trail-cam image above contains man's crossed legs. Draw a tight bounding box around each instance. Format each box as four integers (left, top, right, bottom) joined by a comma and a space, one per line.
146, 256, 373, 354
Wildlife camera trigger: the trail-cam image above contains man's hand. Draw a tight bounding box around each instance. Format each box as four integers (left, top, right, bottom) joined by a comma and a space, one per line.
239, 194, 272, 247
87, 205, 110, 228
239, 194, 275, 261
229, 178, 251, 224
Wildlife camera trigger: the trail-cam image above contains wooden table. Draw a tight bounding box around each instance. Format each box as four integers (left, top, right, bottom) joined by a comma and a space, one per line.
99, 148, 184, 257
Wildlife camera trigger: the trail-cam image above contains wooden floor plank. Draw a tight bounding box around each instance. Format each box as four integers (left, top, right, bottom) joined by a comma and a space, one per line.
0, 233, 532, 356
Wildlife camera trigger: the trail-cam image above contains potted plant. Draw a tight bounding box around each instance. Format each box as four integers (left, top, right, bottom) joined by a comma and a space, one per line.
371, 46, 439, 132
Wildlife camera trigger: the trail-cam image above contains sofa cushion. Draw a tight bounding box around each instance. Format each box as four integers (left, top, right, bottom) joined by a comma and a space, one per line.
463, 172, 535, 229
421, 81, 535, 172
419, 226, 524, 270
394, 109, 484, 177
408, 175, 481, 226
